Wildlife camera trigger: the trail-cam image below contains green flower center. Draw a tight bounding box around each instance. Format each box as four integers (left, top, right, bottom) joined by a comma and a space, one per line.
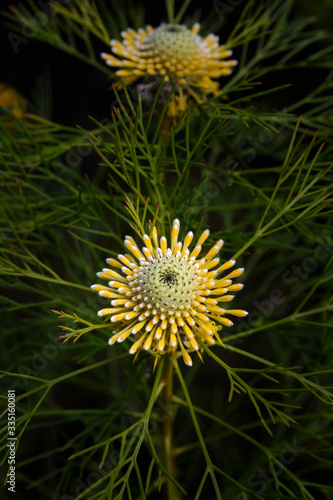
140, 256, 199, 311
148, 24, 199, 60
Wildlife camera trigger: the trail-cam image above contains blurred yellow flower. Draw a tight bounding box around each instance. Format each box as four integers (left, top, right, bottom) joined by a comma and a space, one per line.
0, 83, 27, 117
101, 23, 237, 116
92, 219, 247, 367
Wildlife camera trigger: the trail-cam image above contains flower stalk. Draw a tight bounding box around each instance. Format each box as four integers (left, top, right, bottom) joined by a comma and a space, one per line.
162, 353, 180, 500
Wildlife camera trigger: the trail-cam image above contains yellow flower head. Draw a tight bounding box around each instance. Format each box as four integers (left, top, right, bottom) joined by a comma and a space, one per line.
92, 219, 247, 366
101, 23, 237, 116
0, 83, 27, 118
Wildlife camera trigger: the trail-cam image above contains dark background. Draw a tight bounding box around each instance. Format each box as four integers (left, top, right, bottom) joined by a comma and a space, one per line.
2, 0, 332, 130
1, 2, 332, 499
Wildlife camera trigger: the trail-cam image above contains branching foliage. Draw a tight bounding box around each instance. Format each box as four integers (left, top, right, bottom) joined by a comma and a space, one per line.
1, 1, 333, 499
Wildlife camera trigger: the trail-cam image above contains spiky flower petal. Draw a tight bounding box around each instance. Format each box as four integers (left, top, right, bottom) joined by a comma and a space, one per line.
92, 220, 247, 366
101, 23, 237, 116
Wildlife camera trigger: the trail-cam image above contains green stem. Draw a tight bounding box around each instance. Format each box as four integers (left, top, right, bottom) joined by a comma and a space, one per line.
162, 353, 180, 500
173, 358, 222, 500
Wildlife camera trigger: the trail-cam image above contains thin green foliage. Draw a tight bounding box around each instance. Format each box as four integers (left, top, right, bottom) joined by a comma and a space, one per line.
1, 0, 332, 499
